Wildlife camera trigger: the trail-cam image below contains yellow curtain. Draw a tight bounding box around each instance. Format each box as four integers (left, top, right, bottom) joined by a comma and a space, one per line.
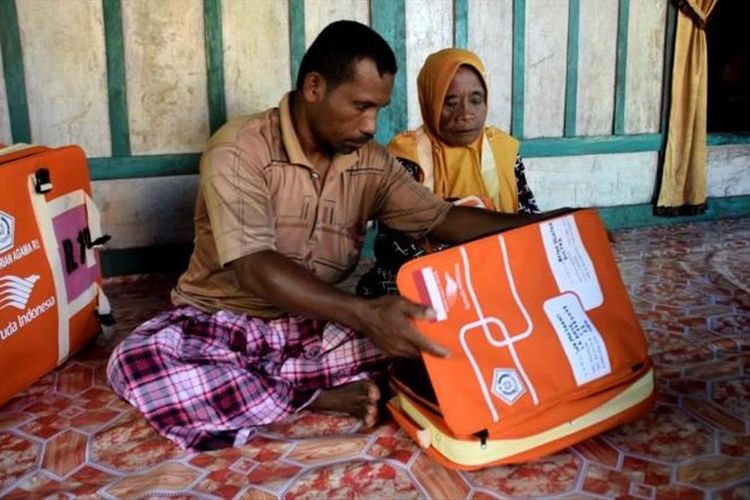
656, 0, 718, 215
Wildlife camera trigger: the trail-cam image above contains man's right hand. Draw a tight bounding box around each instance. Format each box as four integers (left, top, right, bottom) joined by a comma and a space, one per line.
232, 250, 450, 359
353, 295, 451, 359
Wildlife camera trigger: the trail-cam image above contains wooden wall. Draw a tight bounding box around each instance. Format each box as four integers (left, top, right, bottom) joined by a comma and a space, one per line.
1, 0, 748, 274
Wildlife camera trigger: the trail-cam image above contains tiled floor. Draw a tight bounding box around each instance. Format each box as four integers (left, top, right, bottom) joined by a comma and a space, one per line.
1, 217, 749, 499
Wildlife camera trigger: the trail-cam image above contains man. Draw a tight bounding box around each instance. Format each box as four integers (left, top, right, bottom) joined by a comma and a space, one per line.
108, 20, 553, 450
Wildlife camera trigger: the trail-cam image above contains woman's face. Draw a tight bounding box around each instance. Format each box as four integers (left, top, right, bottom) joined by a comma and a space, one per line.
438, 65, 487, 146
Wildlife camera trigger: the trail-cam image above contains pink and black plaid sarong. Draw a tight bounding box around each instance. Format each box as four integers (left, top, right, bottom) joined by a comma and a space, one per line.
107, 305, 385, 450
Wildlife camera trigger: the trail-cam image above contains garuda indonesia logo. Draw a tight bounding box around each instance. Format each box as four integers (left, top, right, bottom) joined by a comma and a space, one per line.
0, 210, 13, 254
0, 274, 40, 311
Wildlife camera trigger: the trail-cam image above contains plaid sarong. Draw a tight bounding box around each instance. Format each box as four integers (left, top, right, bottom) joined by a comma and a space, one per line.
107, 305, 385, 450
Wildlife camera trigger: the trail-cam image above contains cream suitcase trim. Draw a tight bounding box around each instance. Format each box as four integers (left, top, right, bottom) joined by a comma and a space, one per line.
393, 368, 654, 467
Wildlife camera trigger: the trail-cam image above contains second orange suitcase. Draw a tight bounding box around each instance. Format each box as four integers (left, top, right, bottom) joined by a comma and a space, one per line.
0, 144, 113, 407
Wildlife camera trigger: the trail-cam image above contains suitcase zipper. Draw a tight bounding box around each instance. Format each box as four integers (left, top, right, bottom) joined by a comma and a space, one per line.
475, 429, 489, 449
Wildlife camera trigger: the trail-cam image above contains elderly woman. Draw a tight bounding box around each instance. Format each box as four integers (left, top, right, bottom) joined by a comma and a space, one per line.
357, 48, 538, 298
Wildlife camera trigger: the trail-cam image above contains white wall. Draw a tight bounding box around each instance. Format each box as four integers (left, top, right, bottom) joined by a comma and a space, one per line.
93, 176, 199, 250
123, 0, 209, 154
707, 146, 750, 197
0, 46, 11, 145
577, 0, 618, 136
468, 0, 513, 132
525, 152, 658, 210
17, 0, 111, 156
305, 0, 369, 48
405, 0, 453, 130
625, 0, 666, 134
524, 0, 568, 138
2, 0, 745, 252
223, 0, 292, 119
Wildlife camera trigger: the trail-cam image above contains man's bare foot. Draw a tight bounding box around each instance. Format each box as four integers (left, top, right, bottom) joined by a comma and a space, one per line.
309, 380, 381, 428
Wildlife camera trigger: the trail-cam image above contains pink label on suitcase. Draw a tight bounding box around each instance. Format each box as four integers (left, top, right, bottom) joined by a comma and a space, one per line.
52, 203, 98, 302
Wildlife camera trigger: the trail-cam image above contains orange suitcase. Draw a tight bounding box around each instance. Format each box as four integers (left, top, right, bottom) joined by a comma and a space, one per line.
390, 208, 654, 469
0, 144, 112, 407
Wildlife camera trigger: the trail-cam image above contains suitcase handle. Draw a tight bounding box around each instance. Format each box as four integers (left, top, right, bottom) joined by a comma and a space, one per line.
34, 168, 53, 194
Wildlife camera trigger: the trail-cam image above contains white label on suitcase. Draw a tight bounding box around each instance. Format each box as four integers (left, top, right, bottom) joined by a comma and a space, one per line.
544, 293, 611, 386
540, 215, 603, 311
420, 267, 447, 321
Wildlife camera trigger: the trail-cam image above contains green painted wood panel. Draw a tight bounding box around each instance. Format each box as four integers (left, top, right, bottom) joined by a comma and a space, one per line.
103, 0, 130, 156
203, 0, 227, 135
0, 0, 30, 143
371, 0, 407, 145
454, 0, 468, 49
598, 195, 750, 230
289, 0, 305, 87
89, 154, 200, 180
564, 0, 579, 137
511, 0, 525, 138
521, 133, 661, 157
613, 0, 629, 135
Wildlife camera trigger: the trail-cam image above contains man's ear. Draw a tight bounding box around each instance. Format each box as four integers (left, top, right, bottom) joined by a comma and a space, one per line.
301, 72, 326, 103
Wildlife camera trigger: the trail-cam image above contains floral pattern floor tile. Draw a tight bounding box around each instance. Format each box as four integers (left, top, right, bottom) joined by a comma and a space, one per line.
1, 217, 749, 499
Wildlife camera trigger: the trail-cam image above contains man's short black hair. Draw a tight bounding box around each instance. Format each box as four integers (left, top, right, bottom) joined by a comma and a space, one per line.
295, 20, 397, 90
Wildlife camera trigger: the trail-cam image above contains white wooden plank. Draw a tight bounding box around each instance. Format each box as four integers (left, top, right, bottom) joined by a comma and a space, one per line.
577, 0, 618, 136
625, 0, 666, 134
123, 0, 209, 154
93, 175, 198, 249
524, 0, 568, 138
305, 0, 370, 48
16, 0, 110, 155
707, 145, 750, 197
404, 0, 453, 130
223, 0, 291, 118
468, 0, 513, 132
524, 152, 658, 209
0, 47, 11, 145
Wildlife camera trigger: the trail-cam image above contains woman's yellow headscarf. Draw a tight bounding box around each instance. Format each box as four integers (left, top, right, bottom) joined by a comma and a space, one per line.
388, 48, 519, 212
